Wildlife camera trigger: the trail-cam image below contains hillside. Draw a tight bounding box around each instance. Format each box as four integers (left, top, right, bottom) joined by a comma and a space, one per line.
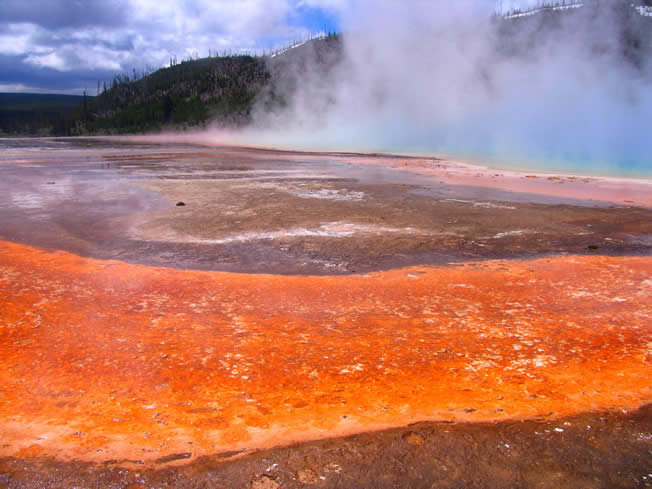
89, 55, 268, 134
0, 34, 341, 137
496, 0, 652, 66
85, 33, 342, 135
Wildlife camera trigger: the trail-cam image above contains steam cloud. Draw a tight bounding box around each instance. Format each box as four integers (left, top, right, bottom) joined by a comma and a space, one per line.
222, 0, 652, 176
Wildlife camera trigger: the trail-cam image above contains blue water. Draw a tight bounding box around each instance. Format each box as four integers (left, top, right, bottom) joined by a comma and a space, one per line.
315, 85, 652, 179
4, 133, 650, 180
418, 145, 652, 179
352, 121, 652, 179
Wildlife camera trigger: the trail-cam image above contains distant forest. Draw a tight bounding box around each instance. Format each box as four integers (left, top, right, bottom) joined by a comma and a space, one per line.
0, 93, 87, 136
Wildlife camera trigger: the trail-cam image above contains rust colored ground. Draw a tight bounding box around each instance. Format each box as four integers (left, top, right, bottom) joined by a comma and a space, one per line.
0, 240, 650, 465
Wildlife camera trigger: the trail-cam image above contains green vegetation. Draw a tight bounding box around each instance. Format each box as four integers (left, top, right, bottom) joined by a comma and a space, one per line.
89, 54, 270, 134
0, 93, 87, 136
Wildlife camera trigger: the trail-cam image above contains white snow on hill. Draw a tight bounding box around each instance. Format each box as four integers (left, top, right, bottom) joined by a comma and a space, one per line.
503, 3, 583, 20
503, 2, 652, 20
270, 36, 327, 59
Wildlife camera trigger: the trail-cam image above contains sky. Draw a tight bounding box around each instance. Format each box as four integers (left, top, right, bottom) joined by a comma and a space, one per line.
0, 0, 339, 94
0, 0, 525, 94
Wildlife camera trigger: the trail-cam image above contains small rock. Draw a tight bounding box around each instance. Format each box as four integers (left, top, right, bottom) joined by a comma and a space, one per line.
402, 431, 425, 446
298, 469, 319, 484
251, 475, 280, 489
587, 245, 599, 251
176, 202, 186, 207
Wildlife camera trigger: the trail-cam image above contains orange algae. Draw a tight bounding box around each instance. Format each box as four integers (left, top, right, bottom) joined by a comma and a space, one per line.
0, 240, 650, 463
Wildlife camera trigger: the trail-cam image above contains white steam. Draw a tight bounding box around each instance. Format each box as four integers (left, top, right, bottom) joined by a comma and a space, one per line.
219, 0, 652, 176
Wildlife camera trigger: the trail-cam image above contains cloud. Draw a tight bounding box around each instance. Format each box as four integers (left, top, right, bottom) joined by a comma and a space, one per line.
1, 0, 129, 28
0, 0, 330, 93
0, 1, 543, 93
127, 0, 292, 39
297, 0, 349, 12
0, 24, 40, 56
23, 52, 69, 71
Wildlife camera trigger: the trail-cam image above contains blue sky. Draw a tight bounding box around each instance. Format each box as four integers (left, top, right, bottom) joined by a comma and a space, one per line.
292, 4, 340, 35
0, 0, 522, 94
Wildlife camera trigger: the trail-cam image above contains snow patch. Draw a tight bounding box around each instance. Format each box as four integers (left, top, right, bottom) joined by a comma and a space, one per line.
504, 3, 583, 19
270, 37, 326, 58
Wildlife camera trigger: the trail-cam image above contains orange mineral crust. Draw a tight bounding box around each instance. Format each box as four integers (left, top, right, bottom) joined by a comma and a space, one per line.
0, 240, 650, 464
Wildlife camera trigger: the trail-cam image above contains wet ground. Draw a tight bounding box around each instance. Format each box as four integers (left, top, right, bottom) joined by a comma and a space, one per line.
0, 137, 650, 488
0, 137, 650, 274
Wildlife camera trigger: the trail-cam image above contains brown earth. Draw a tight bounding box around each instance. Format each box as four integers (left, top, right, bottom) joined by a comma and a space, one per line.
1, 405, 651, 489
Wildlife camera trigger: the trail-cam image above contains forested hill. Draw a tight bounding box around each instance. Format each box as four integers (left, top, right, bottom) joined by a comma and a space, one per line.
496, 0, 652, 67
89, 54, 269, 133
1, 55, 270, 136
90, 33, 342, 134
0, 34, 342, 137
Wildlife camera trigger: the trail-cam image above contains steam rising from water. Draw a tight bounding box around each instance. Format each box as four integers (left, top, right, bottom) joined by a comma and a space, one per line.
230, 1, 652, 176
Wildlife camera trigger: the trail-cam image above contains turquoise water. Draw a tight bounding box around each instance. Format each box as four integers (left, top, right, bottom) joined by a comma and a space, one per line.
264, 133, 652, 179
351, 122, 652, 179
322, 135, 652, 180
315, 85, 652, 179
424, 147, 652, 179
277, 122, 652, 179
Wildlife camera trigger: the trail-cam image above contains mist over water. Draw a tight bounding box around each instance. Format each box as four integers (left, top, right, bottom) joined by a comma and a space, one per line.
223, 1, 652, 177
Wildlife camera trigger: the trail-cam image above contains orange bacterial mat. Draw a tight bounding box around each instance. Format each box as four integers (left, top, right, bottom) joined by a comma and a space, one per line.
0, 240, 650, 463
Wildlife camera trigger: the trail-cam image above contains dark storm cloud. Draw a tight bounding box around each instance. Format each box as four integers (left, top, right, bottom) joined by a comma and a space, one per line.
1, 0, 128, 28
0, 53, 119, 93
